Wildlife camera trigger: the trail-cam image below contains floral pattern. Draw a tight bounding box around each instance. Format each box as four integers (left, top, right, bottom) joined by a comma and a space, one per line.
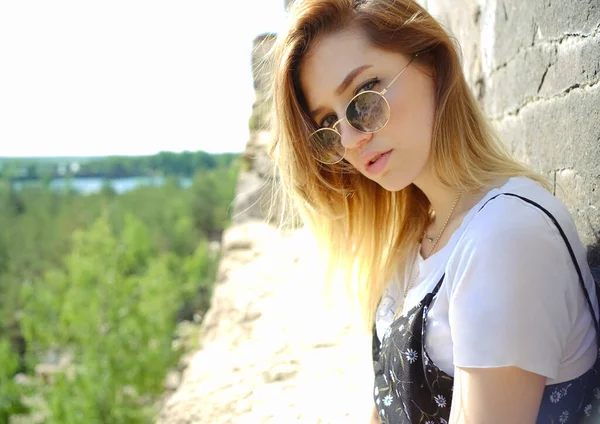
558, 410, 569, 424
550, 389, 563, 404
404, 348, 418, 364
383, 394, 393, 407
433, 395, 447, 408
372, 275, 454, 423
372, 270, 600, 424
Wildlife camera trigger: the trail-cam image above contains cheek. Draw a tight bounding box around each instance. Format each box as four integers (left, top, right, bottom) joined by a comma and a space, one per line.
421, 86, 437, 135
342, 153, 362, 170
390, 82, 436, 144
415, 78, 437, 135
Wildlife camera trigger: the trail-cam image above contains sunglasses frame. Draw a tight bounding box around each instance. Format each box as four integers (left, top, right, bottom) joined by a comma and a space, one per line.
309, 54, 418, 165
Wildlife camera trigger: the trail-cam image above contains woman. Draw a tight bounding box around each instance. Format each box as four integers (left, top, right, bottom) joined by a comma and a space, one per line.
267, 0, 600, 422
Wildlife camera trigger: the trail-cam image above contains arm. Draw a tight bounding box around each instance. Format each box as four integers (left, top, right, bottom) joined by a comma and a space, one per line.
370, 403, 381, 423
449, 366, 546, 424
444, 198, 574, 423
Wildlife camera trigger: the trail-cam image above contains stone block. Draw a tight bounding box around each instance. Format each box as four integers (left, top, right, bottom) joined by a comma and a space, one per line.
539, 33, 600, 98
490, 0, 538, 69
555, 169, 600, 253
493, 78, 600, 173
484, 43, 555, 117
533, 0, 600, 42
490, 0, 600, 69
425, 0, 483, 87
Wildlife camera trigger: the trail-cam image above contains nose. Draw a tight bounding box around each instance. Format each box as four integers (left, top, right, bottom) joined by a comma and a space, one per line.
338, 119, 371, 151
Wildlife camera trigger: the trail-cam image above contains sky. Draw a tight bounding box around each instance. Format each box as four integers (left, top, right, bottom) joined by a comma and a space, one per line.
0, 1, 288, 157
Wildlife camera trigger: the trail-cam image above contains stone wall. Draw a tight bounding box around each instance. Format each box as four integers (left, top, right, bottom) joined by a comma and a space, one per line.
231, 34, 279, 225
156, 222, 374, 424
422, 0, 600, 264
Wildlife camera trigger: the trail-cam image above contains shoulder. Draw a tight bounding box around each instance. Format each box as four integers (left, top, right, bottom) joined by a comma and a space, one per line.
441, 179, 586, 379
458, 177, 574, 253
445, 177, 579, 295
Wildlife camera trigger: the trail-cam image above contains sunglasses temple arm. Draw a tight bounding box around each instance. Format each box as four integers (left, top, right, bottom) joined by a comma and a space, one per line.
381, 56, 416, 95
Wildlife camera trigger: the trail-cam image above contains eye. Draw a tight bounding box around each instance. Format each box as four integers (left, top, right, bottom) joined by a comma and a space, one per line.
320, 114, 337, 128
355, 78, 380, 95
316, 78, 379, 128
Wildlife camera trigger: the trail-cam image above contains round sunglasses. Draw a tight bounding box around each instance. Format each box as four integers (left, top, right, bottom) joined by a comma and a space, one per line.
308, 55, 417, 165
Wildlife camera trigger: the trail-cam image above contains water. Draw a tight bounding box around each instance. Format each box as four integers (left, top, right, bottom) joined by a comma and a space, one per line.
12, 176, 193, 195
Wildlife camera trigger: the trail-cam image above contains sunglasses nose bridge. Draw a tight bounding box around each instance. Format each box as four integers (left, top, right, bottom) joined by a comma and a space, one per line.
337, 118, 371, 151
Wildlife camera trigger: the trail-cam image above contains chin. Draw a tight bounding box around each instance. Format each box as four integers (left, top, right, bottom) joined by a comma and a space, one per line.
376, 175, 412, 192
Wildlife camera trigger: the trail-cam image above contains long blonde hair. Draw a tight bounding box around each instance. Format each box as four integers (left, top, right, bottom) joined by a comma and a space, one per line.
266, 0, 549, 333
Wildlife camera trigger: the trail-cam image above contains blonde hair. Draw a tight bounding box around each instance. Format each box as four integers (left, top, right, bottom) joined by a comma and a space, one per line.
266, 0, 550, 333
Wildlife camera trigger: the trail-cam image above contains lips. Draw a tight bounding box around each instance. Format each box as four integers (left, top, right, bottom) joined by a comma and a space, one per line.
369, 152, 386, 164
361, 149, 393, 169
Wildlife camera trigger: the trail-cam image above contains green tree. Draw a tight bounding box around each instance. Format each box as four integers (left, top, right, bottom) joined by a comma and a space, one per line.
0, 153, 238, 422
20, 214, 186, 423
0, 338, 27, 421
191, 164, 239, 236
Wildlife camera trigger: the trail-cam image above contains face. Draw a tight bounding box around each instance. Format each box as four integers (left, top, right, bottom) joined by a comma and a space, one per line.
299, 28, 437, 192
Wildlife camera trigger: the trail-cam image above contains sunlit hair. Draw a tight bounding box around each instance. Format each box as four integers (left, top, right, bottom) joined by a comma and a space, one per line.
266, 0, 549, 333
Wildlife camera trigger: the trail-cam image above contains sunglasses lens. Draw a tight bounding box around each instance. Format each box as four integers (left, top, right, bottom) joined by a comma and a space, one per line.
347, 91, 390, 133
309, 128, 345, 164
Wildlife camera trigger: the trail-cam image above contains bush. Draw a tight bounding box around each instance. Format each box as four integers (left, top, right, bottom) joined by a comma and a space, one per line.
20, 215, 191, 423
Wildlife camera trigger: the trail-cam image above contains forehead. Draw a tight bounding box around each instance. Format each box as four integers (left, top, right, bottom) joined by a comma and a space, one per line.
299, 29, 394, 113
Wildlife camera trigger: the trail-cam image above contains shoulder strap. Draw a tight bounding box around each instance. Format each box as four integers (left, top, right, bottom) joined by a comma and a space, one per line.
478, 192, 600, 336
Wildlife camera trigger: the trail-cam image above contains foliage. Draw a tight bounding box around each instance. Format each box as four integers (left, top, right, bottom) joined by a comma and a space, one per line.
0, 150, 239, 181
191, 165, 239, 238
20, 215, 182, 423
0, 339, 26, 422
0, 155, 240, 423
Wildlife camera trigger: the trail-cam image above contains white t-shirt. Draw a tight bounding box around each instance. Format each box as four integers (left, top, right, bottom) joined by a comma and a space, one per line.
375, 176, 599, 385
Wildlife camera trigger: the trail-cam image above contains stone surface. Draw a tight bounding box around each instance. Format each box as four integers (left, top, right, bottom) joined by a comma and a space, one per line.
231, 31, 281, 226
488, 0, 600, 71
424, 0, 482, 89
156, 224, 374, 424
493, 82, 600, 177
555, 169, 600, 255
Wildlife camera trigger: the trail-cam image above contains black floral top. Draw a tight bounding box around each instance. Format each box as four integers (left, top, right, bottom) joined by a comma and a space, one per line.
371, 193, 600, 423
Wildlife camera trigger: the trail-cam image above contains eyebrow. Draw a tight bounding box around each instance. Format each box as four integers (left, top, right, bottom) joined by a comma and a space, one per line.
309, 64, 373, 118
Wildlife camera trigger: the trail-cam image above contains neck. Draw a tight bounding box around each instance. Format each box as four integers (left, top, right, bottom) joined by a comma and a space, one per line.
412, 163, 510, 234
412, 165, 462, 229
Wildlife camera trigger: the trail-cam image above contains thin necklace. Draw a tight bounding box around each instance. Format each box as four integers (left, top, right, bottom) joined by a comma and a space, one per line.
392, 192, 461, 320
